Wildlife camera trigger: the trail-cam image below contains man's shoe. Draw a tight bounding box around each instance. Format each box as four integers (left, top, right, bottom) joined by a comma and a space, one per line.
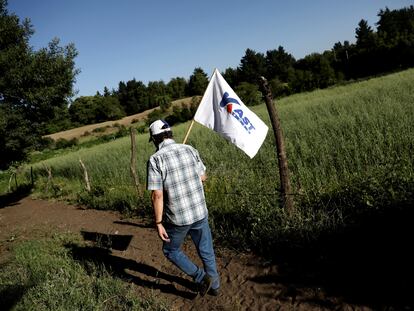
198, 275, 212, 297
208, 287, 220, 296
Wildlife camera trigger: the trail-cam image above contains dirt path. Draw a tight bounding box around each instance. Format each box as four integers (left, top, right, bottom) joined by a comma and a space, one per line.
0, 196, 370, 310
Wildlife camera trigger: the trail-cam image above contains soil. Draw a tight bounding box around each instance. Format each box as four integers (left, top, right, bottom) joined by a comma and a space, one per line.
0, 195, 411, 311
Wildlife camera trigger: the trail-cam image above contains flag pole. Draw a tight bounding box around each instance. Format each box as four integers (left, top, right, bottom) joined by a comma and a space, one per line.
182, 119, 195, 144
182, 68, 217, 144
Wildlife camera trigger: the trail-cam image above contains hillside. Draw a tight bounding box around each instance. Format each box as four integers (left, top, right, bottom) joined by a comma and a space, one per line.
44, 97, 196, 141
3, 69, 414, 309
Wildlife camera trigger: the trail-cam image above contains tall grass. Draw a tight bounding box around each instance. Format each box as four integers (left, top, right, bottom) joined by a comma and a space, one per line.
9, 69, 414, 253
0, 233, 168, 310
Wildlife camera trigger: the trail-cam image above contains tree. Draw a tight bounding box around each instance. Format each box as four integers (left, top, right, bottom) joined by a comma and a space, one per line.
69, 96, 97, 125
167, 77, 187, 100
94, 96, 125, 122
292, 53, 336, 91
222, 67, 240, 88
187, 67, 208, 96
376, 6, 414, 69
116, 79, 148, 115
377, 6, 414, 44
103, 86, 111, 97
0, 104, 35, 169
265, 46, 296, 81
355, 19, 376, 50
234, 82, 262, 106
239, 48, 266, 84
147, 80, 169, 108
0, 0, 78, 168
69, 94, 125, 125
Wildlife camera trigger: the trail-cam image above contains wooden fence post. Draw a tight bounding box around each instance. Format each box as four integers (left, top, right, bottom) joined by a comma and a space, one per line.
44, 165, 53, 193
260, 76, 295, 214
79, 159, 91, 192
130, 128, 142, 196
8, 172, 14, 192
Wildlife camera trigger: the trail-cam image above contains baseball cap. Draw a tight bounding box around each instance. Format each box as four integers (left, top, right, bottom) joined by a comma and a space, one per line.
149, 119, 171, 141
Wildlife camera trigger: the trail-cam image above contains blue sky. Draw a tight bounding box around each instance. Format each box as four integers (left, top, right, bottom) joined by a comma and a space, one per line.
8, 0, 413, 98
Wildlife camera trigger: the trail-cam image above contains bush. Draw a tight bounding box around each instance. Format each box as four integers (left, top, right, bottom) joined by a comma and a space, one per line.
54, 138, 78, 149
235, 82, 262, 106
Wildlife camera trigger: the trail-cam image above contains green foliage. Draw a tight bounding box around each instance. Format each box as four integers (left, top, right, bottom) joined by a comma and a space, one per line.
222, 67, 240, 88
292, 53, 336, 91
234, 82, 262, 106
69, 96, 96, 125
265, 46, 296, 82
147, 81, 169, 109
269, 78, 292, 98
239, 48, 266, 84
69, 95, 125, 126
165, 104, 193, 125
55, 138, 78, 149
95, 96, 125, 122
355, 19, 376, 50
146, 109, 164, 125
0, 233, 168, 310
0, 1, 78, 169
0, 106, 36, 169
156, 95, 172, 112
117, 79, 149, 115
167, 77, 187, 100
187, 67, 208, 96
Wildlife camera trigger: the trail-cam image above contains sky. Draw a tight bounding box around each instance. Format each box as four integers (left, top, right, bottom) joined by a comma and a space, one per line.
8, 0, 413, 98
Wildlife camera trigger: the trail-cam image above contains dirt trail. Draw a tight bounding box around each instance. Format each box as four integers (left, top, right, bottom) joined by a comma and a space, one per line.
0, 197, 369, 310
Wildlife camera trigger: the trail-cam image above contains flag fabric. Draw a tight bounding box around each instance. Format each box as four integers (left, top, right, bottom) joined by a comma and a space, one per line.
194, 69, 268, 158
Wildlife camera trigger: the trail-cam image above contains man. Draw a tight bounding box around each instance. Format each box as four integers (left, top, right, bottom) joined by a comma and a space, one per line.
146, 119, 220, 297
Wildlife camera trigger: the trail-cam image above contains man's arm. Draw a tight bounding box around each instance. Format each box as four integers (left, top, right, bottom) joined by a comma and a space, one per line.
151, 190, 170, 242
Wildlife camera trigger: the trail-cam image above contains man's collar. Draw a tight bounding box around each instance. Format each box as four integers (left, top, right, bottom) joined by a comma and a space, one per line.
158, 138, 175, 150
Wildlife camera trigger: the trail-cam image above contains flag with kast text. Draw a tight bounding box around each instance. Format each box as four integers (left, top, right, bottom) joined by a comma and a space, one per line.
194, 69, 268, 158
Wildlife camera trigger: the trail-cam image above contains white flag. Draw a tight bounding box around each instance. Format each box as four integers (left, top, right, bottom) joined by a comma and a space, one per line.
194, 69, 268, 158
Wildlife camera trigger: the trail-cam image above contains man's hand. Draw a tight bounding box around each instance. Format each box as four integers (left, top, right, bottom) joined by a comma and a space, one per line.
152, 189, 170, 241
156, 224, 170, 242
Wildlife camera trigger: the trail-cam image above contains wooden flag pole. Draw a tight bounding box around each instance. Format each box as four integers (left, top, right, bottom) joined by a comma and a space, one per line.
260, 76, 295, 214
182, 119, 195, 144
182, 68, 218, 145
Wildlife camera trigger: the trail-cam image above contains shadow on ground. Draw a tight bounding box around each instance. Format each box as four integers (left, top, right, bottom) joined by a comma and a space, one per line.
0, 285, 31, 311
250, 201, 414, 309
80, 231, 133, 251
66, 234, 197, 300
0, 184, 32, 209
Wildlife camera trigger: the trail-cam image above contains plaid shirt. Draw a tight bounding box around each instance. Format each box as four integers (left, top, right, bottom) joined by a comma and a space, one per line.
147, 139, 208, 226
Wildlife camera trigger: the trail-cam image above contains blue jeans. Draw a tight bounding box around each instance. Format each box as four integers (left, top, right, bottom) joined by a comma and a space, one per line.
163, 217, 220, 290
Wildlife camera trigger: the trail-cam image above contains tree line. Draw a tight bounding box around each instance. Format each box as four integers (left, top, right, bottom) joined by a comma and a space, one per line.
70, 5, 414, 127
1, 0, 413, 169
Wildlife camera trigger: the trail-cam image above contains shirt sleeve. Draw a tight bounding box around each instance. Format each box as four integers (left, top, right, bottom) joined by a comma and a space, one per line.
147, 157, 163, 190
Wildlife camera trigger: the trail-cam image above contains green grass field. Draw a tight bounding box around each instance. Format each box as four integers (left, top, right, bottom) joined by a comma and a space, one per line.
5, 68, 414, 252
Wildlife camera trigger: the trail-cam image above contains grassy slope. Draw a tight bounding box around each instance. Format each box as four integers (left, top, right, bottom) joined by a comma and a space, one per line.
6, 69, 414, 251
44, 97, 196, 141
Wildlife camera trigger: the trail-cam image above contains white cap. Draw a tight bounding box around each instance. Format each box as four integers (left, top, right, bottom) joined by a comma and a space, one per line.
149, 120, 171, 137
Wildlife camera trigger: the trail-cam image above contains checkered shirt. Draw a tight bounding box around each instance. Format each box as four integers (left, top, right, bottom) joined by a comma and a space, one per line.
147, 139, 208, 226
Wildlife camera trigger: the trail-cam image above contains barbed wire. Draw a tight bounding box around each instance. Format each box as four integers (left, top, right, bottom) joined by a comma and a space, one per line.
204, 189, 303, 197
